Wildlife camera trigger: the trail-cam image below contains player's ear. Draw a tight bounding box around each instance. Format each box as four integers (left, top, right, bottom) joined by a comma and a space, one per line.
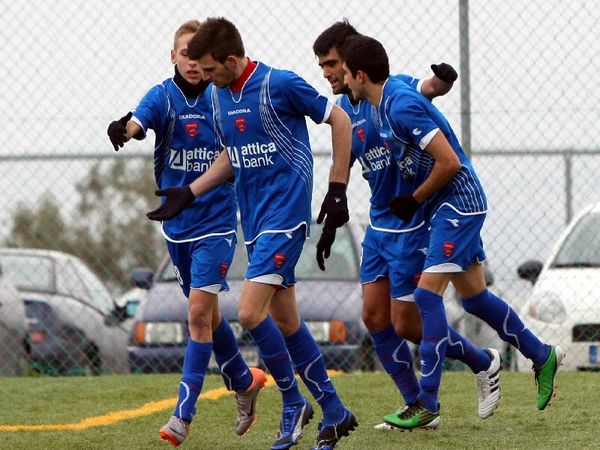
170, 49, 177, 65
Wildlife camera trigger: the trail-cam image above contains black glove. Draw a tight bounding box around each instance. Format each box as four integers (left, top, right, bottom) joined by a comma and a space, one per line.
316, 182, 349, 230
146, 186, 195, 221
107, 111, 132, 151
389, 195, 421, 222
316, 227, 336, 271
431, 63, 458, 83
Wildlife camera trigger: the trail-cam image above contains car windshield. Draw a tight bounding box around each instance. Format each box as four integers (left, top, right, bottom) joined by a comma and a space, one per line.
159, 226, 359, 282
552, 211, 600, 268
0, 253, 54, 292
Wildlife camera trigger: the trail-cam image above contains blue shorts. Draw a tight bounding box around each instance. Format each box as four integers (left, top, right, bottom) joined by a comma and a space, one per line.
424, 205, 487, 273
245, 227, 306, 288
360, 225, 428, 300
166, 233, 237, 298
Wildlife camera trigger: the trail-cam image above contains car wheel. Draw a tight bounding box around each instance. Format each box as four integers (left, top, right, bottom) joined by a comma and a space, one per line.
85, 343, 103, 376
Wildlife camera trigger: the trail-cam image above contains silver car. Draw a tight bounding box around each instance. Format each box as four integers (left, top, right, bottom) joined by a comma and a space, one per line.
0, 248, 133, 375
0, 264, 28, 376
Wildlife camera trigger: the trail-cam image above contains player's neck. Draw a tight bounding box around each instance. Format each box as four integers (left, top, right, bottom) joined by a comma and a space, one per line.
230, 58, 256, 93
366, 82, 385, 107
173, 65, 208, 98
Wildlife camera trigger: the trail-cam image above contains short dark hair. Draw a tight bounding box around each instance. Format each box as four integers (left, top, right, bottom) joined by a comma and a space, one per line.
312, 19, 359, 56
188, 17, 245, 62
341, 34, 389, 83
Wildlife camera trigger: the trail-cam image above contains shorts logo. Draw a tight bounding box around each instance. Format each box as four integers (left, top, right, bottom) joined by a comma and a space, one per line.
234, 117, 247, 132
443, 242, 455, 257
274, 253, 286, 269
356, 127, 365, 143
220, 262, 230, 278
413, 272, 421, 286
185, 122, 199, 137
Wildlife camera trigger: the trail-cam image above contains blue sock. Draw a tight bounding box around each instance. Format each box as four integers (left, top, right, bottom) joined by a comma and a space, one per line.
445, 327, 491, 373
370, 325, 419, 405
461, 289, 550, 368
285, 321, 344, 426
212, 317, 252, 392
248, 316, 304, 406
414, 288, 447, 412
174, 339, 212, 421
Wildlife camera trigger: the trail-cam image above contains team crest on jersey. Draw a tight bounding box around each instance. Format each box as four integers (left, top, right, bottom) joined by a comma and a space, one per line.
274, 253, 286, 269
220, 262, 230, 278
234, 117, 247, 132
356, 127, 365, 143
443, 242, 456, 257
185, 122, 199, 137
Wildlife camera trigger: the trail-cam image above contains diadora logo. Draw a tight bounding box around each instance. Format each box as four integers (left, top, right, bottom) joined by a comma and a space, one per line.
234, 117, 247, 132
227, 108, 251, 116
412, 128, 422, 136
446, 218, 460, 228
356, 127, 365, 143
185, 122, 199, 137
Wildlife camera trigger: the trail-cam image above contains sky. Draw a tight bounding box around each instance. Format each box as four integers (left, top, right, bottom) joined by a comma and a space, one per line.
1, 0, 599, 303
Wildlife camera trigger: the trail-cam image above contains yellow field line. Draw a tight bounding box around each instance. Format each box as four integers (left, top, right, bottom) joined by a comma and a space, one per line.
0, 371, 342, 432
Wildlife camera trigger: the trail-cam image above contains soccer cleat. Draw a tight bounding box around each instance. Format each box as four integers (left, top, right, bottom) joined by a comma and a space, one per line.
235, 367, 267, 435
535, 345, 565, 410
476, 348, 502, 419
383, 400, 439, 430
311, 408, 358, 449
377, 403, 441, 431
159, 415, 190, 448
271, 398, 314, 450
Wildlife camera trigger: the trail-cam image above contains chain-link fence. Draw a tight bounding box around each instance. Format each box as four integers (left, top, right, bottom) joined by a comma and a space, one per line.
1, 0, 599, 375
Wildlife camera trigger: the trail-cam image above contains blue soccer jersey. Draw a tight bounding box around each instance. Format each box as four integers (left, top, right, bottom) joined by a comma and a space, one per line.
133, 79, 237, 242
340, 74, 425, 232
210, 62, 333, 243
379, 77, 487, 217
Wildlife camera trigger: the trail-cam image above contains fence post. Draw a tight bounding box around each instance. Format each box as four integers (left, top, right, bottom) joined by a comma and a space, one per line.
459, 0, 471, 158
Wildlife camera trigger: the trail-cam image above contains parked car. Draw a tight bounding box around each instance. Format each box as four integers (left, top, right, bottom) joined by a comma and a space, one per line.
0, 263, 28, 376
516, 202, 600, 371
128, 223, 376, 373
0, 248, 135, 375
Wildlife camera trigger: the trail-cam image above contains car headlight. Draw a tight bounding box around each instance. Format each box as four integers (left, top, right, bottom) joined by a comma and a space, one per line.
305, 321, 347, 342
527, 291, 567, 324
133, 321, 185, 344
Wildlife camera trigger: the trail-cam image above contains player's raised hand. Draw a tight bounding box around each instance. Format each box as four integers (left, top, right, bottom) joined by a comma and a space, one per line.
388, 194, 421, 222
146, 186, 195, 221
316, 227, 336, 271
317, 182, 349, 230
431, 63, 458, 83
107, 111, 132, 151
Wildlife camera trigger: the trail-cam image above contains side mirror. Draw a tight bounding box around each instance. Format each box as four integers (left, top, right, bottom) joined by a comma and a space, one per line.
130, 268, 154, 290
517, 260, 543, 285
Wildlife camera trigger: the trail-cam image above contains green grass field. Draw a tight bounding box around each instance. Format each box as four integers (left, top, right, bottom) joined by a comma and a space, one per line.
0, 371, 597, 449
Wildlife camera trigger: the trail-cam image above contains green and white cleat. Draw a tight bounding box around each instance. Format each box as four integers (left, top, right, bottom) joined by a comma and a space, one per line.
382, 401, 440, 430
535, 345, 565, 410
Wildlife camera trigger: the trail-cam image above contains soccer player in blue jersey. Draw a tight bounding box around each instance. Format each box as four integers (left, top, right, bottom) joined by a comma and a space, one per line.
340, 34, 564, 429
313, 20, 502, 429
106, 20, 267, 447
146, 17, 357, 450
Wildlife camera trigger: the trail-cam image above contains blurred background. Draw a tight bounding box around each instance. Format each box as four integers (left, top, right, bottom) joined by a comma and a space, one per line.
0, 0, 599, 376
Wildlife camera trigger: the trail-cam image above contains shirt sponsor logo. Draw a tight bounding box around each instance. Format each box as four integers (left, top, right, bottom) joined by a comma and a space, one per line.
169, 147, 220, 172
234, 117, 247, 132
227, 108, 251, 115
227, 142, 277, 169
179, 113, 206, 120
185, 122, 199, 137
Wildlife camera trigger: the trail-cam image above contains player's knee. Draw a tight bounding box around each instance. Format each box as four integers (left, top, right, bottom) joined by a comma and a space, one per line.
393, 321, 421, 345
362, 307, 389, 332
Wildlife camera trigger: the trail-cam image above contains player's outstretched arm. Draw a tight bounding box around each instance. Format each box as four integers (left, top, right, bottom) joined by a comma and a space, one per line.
107, 112, 144, 151
317, 105, 352, 230
146, 149, 234, 221
420, 63, 458, 100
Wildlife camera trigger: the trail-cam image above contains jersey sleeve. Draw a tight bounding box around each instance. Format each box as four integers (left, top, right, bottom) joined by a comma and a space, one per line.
392, 73, 422, 93
276, 70, 332, 124
389, 92, 440, 150
132, 84, 168, 133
